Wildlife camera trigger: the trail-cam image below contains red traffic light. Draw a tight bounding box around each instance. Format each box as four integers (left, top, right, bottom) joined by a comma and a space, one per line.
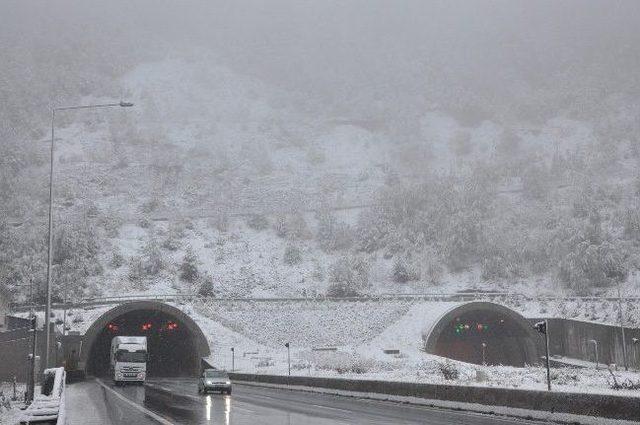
141, 322, 152, 331
107, 323, 119, 332
166, 321, 178, 330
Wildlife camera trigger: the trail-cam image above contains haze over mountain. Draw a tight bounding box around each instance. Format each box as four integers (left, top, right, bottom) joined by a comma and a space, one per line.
2, 0, 640, 303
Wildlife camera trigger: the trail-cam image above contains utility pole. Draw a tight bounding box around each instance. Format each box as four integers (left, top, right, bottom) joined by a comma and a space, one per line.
44, 101, 134, 369
534, 320, 551, 391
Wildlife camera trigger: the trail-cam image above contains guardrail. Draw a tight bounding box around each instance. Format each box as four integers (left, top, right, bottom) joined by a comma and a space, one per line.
20, 367, 66, 425
12, 291, 640, 313
229, 372, 640, 422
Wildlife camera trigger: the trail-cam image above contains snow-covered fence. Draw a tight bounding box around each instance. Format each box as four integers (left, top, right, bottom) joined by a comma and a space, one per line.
19, 367, 66, 425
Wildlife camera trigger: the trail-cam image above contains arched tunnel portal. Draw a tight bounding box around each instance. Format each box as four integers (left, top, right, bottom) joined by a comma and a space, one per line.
423, 302, 540, 367
81, 301, 210, 378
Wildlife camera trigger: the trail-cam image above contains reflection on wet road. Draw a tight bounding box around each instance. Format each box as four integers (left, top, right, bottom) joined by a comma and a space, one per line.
67, 377, 547, 425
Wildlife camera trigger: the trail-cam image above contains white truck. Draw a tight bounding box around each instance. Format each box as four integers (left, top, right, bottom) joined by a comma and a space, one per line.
110, 336, 148, 385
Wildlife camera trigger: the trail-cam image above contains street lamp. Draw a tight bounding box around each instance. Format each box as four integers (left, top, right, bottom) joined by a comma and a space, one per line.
231, 347, 235, 372
588, 339, 598, 369
633, 338, 639, 370
44, 101, 134, 369
534, 320, 551, 391
616, 282, 629, 371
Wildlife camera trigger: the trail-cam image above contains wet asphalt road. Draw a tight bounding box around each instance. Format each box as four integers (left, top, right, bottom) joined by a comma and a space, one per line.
66, 377, 549, 425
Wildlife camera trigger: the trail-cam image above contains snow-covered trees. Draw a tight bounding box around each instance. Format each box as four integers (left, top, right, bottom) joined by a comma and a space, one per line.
315, 212, 353, 252
179, 248, 200, 283
392, 257, 420, 283
283, 244, 302, 265
129, 239, 165, 286
326, 256, 370, 297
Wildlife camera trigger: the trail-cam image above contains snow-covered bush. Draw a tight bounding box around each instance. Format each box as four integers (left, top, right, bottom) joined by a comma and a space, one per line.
392, 256, 420, 283
354, 208, 389, 253
246, 214, 269, 231
197, 275, 214, 297
438, 361, 459, 381
303, 351, 392, 375
208, 211, 229, 233
273, 213, 311, 240
315, 212, 353, 252
98, 210, 123, 238
326, 256, 370, 297
622, 207, 640, 242
481, 255, 510, 281
50, 221, 103, 301
422, 253, 445, 285
558, 239, 629, 291
140, 198, 160, 214
162, 223, 186, 251
109, 250, 124, 269
283, 244, 302, 265
180, 249, 200, 282
128, 239, 164, 283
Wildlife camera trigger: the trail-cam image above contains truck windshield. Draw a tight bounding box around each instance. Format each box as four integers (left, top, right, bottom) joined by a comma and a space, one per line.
116, 351, 147, 363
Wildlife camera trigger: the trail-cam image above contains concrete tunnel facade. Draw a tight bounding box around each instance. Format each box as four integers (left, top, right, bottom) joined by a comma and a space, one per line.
69, 299, 538, 377
422, 301, 540, 366
78, 301, 210, 377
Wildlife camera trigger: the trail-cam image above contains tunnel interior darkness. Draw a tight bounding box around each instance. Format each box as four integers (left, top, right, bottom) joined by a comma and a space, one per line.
87, 309, 198, 377
431, 309, 535, 366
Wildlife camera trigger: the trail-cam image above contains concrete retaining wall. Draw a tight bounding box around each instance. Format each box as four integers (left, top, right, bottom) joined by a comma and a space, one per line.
544, 318, 640, 368
0, 326, 59, 382
228, 373, 640, 422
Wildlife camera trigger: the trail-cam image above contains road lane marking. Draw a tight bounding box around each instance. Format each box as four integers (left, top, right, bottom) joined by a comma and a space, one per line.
95, 379, 174, 425
234, 382, 548, 424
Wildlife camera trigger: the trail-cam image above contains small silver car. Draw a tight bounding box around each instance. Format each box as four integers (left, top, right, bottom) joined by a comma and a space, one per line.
198, 369, 232, 394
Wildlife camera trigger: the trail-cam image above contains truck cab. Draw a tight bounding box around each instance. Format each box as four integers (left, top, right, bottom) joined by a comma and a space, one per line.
110, 336, 148, 385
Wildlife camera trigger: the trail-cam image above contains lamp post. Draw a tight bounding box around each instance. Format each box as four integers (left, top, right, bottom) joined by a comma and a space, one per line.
285, 342, 291, 377
534, 320, 551, 391
633, 338, 639, 370
588, 339, 598, 369
231, 347, 235, 372
44, 101, 134, 369
616, 282, 628, 371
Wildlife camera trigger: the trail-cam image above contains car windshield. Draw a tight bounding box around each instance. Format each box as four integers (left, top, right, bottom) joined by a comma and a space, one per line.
204, 371, 228, 379
116, 351, 147, 363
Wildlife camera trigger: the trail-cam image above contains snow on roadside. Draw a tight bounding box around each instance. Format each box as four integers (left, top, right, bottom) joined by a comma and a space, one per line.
0, 382, 25, 425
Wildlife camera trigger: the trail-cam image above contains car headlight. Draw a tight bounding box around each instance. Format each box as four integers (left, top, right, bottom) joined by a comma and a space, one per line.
206, 381, 213, 385
225, 381, 231, 385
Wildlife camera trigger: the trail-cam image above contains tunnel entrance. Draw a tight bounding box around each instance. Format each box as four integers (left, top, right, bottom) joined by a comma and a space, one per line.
82, 301, 210, 378
423, 302, 539, 367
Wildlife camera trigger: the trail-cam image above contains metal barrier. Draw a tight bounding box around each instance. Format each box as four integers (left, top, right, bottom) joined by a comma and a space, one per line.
12, 291, 640, 313
20, 367, 66, 424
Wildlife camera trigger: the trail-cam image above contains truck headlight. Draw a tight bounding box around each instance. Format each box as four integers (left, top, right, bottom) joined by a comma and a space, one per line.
137, 372, 145, 379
